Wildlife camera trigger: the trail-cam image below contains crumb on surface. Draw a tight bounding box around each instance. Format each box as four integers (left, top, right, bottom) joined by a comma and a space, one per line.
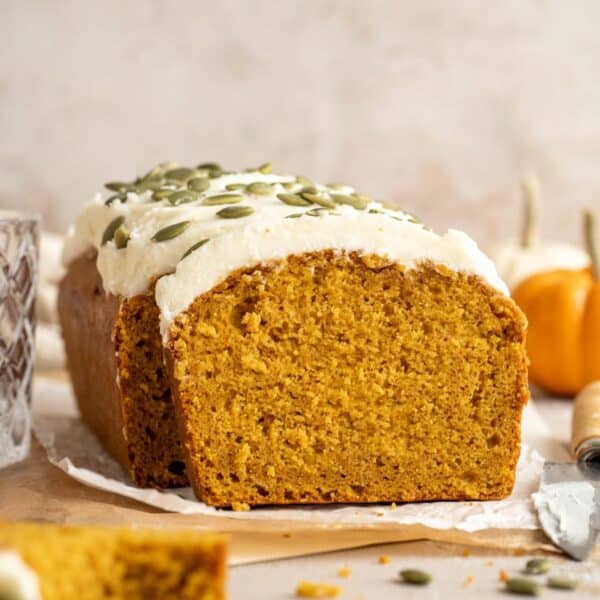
499, 569, 509, 582
231, 502, 250, 512
378, 555, 391, 564
390, 502, 397, 509
463, 575, 475, 587
296, 581, 342, 598
337, 567, 352, 579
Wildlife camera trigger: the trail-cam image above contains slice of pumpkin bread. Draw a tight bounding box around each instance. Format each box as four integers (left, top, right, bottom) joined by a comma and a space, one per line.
165, 251, 528, 507
0, 521, 226, 600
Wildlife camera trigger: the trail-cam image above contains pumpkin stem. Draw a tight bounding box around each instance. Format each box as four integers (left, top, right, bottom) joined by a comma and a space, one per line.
584, 210, 600, 279
520, 174, 540, 248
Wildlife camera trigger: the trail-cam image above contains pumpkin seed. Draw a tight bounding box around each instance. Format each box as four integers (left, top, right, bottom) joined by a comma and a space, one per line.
203, 193, 245, 206
354, 193, 372, 205
188, 177, 210, 192
197, 162, 221, 171
277, 193, 311, 207
296, 175, 313, 187
225, 183, 245, 191
208, 167, 224, 178
151, 220, 191, 242
113, 225, 130, 249
332, 193, 368, 210
152, 189, 176, 202
181, 238, 210, 260
159, 161, 179, 171
101, 216, 126, 245
505, 578, 540, 596
399, 569, 431, 586
285, 213, 303, 219
141, 165, 164, 181
525, 558, 552, 575
165, 167, 197, 182
257, 162, 273, 174
105, 193, 127, 206
216, 206, 254, 219
168, 190, 200, 206
281, 181, 296, 190
247, 182, 273, 195
327, 182, 350, 191
137, 179, 165, 192
302, 192, 336, 209
306, 207, 331, 217
547, 576, 578, 590
105, 181, 130, 192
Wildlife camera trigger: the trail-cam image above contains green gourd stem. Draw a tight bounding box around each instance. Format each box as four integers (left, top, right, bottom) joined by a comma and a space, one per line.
584, 210, 600, 279
520, 174, 540, 248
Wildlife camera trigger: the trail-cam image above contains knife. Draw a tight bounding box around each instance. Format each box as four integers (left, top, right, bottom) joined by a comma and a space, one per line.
533, 381, 600, 561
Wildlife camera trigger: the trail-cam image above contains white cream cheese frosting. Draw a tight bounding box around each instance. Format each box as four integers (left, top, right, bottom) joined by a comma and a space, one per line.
0, 551, 41, 600
63, 162, 508, 338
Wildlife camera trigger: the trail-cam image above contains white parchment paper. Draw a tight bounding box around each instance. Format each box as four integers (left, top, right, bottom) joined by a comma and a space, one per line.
33, 378, 563, 532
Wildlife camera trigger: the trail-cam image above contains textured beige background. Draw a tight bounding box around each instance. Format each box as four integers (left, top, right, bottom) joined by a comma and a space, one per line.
1, 0, 599, 248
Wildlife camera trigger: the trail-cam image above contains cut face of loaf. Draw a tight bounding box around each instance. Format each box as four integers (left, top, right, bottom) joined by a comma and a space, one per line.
58, 253, 187, 487
165, 251, 529, 507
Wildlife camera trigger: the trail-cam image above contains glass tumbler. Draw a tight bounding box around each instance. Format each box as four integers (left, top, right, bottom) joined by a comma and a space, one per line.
0, 212, 39, 468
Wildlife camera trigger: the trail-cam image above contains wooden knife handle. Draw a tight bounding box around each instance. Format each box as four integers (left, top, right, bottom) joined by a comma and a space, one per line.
572, 381, 600, 462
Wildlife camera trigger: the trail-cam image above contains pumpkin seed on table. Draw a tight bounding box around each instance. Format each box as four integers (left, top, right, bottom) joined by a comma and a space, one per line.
113, 225, 130, 249
203, 193, 245, 206
524, 558, 552, 575
547, 575, 578, 590
505, 578, 540, 596
151, 220, 191, 242
101, 216, 126, 245
181, 238, 210, 260
216, 205, 254, 219
277, 193, 311, 207
247, 182, 273, 195
398, 569, 431, 586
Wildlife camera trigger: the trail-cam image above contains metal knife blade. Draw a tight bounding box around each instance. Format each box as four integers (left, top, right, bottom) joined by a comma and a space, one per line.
534, 382, 600, 561
535, 460, 600, 560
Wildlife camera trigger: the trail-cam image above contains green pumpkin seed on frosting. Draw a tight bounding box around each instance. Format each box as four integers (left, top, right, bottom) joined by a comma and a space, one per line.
203, 193, 245, 206
101, 216, 126, 245
188, 177, 210, 192
247, 182, 273, 195
113, 225, 130, 249
196, 162, 221, 171
164, 167, 198, 183
301, 192, 336, 209
181, 238, 210, 260
216, 205, 254, 219
168, 190, 200, 206
225, 183, 245, 191
277, 193, 311, 207
257, 162, 273, 174
105, 181, 131, 193
105, 193, 127, 206
332, 193, 368, 210
151, 220, 191, 242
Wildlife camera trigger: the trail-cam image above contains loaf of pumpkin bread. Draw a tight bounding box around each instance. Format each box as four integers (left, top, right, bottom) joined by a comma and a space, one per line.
59, 161, 529, 506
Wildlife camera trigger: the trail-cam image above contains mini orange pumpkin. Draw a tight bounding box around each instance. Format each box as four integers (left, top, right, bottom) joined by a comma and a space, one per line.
512, 211, 600, 396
